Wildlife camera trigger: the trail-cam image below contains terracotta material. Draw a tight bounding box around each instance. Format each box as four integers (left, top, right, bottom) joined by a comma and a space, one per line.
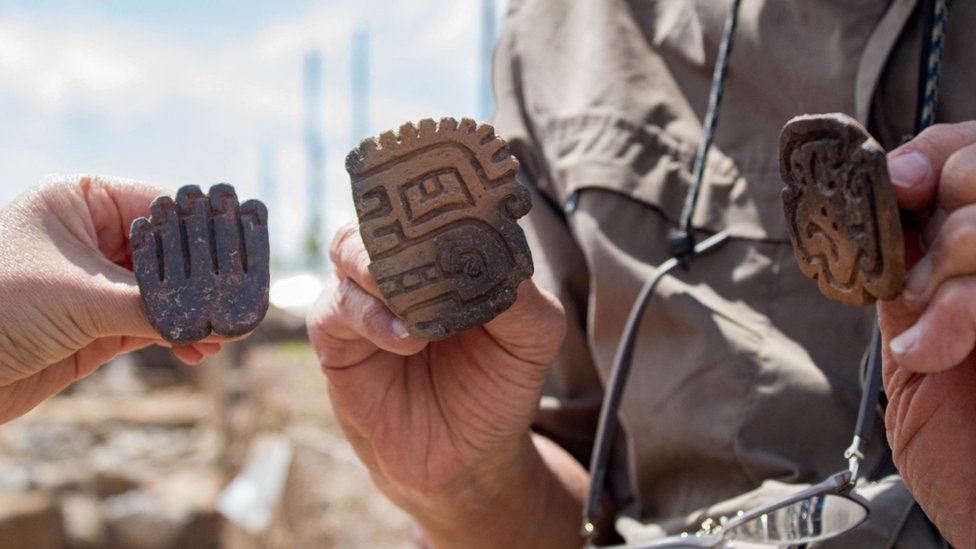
779, 113, 905, 306
347, 117, 534, 340
130, 184, 270, 345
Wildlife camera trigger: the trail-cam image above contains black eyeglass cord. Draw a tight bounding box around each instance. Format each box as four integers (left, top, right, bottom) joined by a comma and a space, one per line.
582, 0, 742, 541
667, 0, 742, 268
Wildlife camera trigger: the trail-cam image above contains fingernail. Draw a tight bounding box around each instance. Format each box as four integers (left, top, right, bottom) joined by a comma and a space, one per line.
391, 318, 410, 340
902, 255, 933, 303
888, 152, 931, 188
890, 323, 922, 355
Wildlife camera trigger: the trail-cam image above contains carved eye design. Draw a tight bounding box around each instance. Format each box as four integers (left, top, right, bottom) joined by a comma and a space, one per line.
461, 251, 486, 279
845, 173, 866, 203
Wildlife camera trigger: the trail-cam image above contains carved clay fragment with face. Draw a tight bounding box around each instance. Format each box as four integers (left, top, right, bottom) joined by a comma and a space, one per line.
347, 118, 533, 340
779, 113, 904, 306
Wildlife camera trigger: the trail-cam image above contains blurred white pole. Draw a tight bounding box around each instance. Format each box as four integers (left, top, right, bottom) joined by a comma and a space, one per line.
351, 25, 371, 146
303, 50, 325, 269
480, 0, 497, 121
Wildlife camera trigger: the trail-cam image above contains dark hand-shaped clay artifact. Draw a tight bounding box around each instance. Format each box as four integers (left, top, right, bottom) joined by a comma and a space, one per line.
130, 184, 270, 345
347, 117, 534, 340
779, 113, 904, 306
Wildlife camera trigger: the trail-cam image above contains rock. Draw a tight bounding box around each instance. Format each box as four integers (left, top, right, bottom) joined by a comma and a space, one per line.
30, 462, 92, 494
61, 493, 106, 549
101, 468, 223, 549
0, 492, 66, 548
94, 470, 140, 498
17, 389, 213, 428
0, 421, 94, 461
154, 468, 223, 549
0, 458, 30, 494
102, 490, 188, 549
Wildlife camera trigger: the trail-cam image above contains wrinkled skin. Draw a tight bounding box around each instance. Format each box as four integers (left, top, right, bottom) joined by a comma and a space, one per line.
879, 121, 976, 549
306, 224, 584, 549
0, 176, 223, 424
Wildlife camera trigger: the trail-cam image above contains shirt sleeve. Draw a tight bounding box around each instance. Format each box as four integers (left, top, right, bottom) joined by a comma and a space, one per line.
491, 11, 605, 466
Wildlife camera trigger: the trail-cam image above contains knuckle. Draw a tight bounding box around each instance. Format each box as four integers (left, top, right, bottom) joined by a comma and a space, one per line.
316, 337, 353, 369
305, 305, 329, 340
911, 122, 976, 159
941, 148, 974, 182
329, 223, 359, 265
360, 303, 390, 333
355, 247, 372, 275
333, 279, 358, 315
933, 278, 971, 311
939, 214, 976, 258
940, 148, 976, 208
913, 124, 948, 152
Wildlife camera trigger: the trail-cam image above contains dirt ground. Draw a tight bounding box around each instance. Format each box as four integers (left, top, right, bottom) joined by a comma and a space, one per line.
0, 326, 416, 549
214, 342, 417, 549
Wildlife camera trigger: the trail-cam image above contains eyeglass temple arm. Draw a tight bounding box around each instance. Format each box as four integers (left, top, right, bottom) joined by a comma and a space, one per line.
582, 232, 731, 541
844, 322, 884, 481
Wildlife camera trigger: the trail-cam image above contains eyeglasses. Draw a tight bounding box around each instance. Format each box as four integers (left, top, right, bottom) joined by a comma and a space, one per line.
600, 469, 868, 548
582, 231, 881, 548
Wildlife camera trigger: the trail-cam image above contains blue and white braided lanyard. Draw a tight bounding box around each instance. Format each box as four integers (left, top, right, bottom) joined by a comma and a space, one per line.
917, 0, 949, 133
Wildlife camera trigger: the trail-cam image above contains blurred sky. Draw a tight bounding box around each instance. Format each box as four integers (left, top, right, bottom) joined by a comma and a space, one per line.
0, 0, 507, 266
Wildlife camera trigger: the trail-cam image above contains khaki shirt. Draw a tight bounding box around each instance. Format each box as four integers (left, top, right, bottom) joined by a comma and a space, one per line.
492, 0, 976, 546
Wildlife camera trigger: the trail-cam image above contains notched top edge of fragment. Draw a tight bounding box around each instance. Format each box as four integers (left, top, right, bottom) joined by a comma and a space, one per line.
778, 113, 886, 185
345, 117, 521, 181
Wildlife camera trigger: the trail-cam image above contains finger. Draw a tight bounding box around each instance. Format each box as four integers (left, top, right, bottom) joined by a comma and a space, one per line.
209, 183, 244, 275
130, 217, 159, 286
89, 220, 161, 340
118, 337, 156, 354
172, 345, 205, 365
240, 199, 269, 275
903, 205, 976, 307
307, 278, 425, 368
150, 196, 186, 283
192, 342, 221, 356
921, 208, 948, 251
329, 224, 381, 299
176, 186, 215, 277
938, 141, 976, 213
888, 121, 976, 211
889, 276, 976, 373
40, 175, 166, 266
483, 279, 566, 366
306, 280, 381, 369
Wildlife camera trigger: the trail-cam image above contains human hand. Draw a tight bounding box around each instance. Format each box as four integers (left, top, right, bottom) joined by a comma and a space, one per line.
877, 122, 976, 548
306, 224, 566, 540
0, 176, 222, 423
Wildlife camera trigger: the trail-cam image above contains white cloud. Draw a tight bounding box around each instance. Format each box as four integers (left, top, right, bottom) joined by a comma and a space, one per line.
0, 1, 506, 265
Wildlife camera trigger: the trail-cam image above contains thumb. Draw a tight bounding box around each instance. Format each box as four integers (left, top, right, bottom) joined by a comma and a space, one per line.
83, 263, 160, 340
888, 121, 976, 211
484, 280, 566, 366
65, 175, 166, 340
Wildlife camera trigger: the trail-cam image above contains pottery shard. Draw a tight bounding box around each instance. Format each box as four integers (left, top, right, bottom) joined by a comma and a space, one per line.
779, 113, 905, 306
130, 184, 270, 345
346, 117, 534, 340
